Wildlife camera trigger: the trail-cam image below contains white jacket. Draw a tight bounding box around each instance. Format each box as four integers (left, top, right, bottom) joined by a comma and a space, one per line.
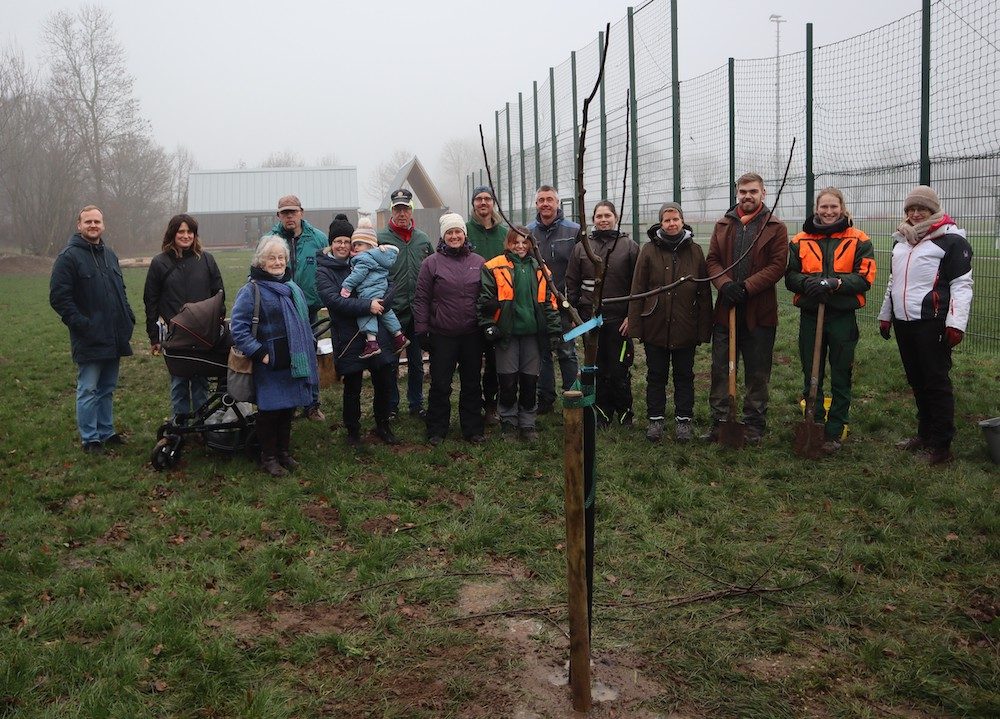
877, 221, 974, 331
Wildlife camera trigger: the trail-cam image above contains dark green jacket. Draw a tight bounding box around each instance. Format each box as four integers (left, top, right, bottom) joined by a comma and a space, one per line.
478, 251, 560, 352
467, 213, 508, 262
377, 222, 433, 327
270, 219, 327, 312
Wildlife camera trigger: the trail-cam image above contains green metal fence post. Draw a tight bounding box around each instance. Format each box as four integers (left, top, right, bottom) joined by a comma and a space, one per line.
519, 92, 527, 225
920, 0, 931, 185
671, 0, 681, 203
628, 7, 641, 240
495, 111, 502, 198
805, 23, 814, 208
533, 80, 541, 194
728, 58, 736, 208
599, 30, 608, 202
572, 50, 580, 218
506, 102, 514, 220
550, 66, 558, 186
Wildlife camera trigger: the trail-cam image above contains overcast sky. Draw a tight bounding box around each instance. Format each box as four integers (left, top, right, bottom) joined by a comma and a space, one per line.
5, 0, 918, 208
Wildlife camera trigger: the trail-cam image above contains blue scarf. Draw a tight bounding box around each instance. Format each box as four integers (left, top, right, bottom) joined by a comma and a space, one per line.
257, 279, 317, 382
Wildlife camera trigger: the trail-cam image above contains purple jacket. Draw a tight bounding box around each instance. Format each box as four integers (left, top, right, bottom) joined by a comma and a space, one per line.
413, 242, 485, 337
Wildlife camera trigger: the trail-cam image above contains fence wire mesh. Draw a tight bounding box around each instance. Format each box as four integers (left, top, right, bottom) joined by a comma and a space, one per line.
474, 0, 998, 352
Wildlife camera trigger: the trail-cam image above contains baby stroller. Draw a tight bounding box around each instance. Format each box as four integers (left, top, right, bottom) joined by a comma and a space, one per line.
151, 291, 256, 470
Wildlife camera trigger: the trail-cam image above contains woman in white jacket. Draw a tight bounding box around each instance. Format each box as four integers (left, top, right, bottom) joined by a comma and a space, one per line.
877, 185, 973, 466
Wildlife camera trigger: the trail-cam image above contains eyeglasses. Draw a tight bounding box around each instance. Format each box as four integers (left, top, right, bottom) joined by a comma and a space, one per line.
331, 238, 351, 245
263, 254, 286, 262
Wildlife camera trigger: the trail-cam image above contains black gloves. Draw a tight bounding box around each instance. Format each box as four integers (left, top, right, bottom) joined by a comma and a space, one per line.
483, 325, 499, 343
720, 281, 747, 305
550, 334, 564, 351
803, 276, 826, 299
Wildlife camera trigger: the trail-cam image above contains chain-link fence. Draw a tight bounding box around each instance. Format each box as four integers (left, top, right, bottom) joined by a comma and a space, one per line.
470, 0, 999, 353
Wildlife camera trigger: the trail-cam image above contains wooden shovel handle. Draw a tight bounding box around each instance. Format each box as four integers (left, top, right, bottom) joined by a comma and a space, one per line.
805, 303, 826, 420
728, 306, 737, 400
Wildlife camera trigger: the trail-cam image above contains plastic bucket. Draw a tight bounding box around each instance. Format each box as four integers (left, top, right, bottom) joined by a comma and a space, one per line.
979, 417, 1000, 465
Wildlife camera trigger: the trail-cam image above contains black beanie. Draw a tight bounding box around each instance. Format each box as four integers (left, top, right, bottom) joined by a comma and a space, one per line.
328, 213, 354, 241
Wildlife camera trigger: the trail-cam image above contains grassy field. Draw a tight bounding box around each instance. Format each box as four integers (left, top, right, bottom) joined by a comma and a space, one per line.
0, 251, 997, 718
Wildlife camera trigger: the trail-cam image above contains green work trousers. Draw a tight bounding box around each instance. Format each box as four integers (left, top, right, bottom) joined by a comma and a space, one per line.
798, 309, 859, 441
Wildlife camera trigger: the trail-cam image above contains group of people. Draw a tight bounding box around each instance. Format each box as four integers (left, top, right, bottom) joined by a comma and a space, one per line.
48, 174, 974, 471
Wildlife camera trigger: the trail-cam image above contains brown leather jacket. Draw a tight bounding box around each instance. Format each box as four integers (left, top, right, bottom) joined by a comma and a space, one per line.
706, 206, 789, 330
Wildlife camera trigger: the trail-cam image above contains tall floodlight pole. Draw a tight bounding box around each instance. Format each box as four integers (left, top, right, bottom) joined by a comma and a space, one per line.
769, 13, 785, 182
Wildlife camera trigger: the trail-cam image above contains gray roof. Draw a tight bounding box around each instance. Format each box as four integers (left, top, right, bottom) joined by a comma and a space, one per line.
377, 156, 445, 211
187, 166, 359, 214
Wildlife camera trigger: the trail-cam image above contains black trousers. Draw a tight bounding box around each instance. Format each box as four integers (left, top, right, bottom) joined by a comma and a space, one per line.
342, 364, 394, 435
894, 318, 955, 450
426, 332, 485, 439
644, 343, 696, 420
256, 408, 295, 458
593, 320, 634, 420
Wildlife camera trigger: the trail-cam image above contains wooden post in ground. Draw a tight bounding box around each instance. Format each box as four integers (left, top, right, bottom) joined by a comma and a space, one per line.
562, 389, 591, 712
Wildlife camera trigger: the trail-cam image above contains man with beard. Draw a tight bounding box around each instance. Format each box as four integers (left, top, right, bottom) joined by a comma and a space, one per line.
704, 172, 788, 444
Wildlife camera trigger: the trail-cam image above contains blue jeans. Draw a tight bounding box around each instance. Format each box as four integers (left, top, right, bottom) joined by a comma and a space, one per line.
390, 319, 423, 412
170, 374, 209, 417
76, 359, 120, 444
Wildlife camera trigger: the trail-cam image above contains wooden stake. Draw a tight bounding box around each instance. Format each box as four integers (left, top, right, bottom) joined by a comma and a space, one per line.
562, 389, 591, 712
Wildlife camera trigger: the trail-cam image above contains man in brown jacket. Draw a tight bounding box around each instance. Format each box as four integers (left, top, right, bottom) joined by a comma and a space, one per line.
705, 173, 789, 444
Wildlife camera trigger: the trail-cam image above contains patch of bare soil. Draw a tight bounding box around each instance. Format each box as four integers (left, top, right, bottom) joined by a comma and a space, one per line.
359, 514, 400, 536
743, 646, 828, 681
454, 571, 667, 718
228, 601, 368, 647
300, 501, 341, 531
0, 255, 53, 275
419, 486, 474, 510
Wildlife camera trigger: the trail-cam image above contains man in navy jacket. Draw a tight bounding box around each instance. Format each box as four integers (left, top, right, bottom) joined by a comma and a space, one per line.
50, 206, 136, 453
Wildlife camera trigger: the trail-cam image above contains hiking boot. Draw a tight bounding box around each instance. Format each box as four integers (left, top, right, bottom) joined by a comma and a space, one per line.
701, 423, 720, 443
346, 431, 362, 448
359, 340, 382, 359
277, 453, 299, 471
260, 455, 287, 477
374, 423, 400, 445
822, 439, 842, 454
305, 406, 325, 422
745, 426, 764, 445
392, 334, 411, 354
924, 447, 954, 466
646, 419, 664, 442
82, 441, 104, 454
428, 435, 444, 447
104, 432, 127, 446
467, 434, 486, 444
500, 422, 517, 438
409, 407, 426, 419
675, 420, 693, 443
520, 427, 539, 442
618, 409, 635, 427
895, 436, 925, 452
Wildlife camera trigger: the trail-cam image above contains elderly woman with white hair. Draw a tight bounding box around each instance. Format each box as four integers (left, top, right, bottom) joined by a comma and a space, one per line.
230, 235, 319, 477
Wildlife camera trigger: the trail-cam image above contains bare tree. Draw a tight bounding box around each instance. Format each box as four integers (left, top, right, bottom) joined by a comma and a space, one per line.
315, 153, 340, 167
104, 134, 173, 255
365, 149, 412, 206
43, 5, 145, 207
260, 150, 305, 168
170, 145, 198, 211
439, 138, 480, 210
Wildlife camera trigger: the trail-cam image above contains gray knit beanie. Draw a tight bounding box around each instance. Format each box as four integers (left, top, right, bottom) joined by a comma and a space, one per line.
658, 202, 685, 222
903, 185, 941, 214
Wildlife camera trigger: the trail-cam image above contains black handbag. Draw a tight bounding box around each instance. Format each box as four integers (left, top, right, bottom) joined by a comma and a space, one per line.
227, 282, 259, 403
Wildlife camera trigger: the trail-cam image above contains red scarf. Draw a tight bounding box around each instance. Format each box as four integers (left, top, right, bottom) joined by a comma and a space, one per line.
389, 218, 413, 243
737, 203, 764, 225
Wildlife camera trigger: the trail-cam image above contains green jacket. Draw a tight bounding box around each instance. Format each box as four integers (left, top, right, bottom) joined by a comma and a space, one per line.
377, 222, 433, 327
270, 219, 327, 312
467, 213, 508, 262
478, 252, 560, 352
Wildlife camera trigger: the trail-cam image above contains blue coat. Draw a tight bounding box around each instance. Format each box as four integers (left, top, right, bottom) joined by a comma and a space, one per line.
315, 250, 394, 376
342, 246, 397, 300
49, 233, 136, 364
230, 277, 315, 411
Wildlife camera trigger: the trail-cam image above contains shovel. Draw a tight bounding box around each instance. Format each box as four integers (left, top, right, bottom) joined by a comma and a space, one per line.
793, 302, 826, 458
718, 306, 746, 449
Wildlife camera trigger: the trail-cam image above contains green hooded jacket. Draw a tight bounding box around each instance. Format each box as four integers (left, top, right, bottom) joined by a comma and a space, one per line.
270, 218, 328, 312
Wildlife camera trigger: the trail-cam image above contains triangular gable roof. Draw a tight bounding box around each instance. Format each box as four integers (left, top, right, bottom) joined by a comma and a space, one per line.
377, 156, 445, 210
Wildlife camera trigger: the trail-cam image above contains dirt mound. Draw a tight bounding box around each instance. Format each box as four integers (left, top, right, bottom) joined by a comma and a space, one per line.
0, 255, 54, 275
